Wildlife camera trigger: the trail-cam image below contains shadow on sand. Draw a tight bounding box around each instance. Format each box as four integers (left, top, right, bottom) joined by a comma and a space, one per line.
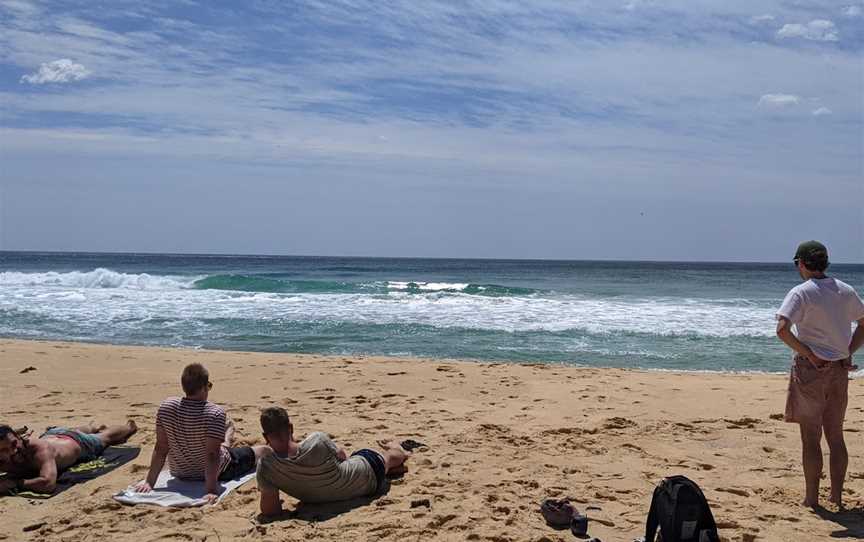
258, 482, 391, 524
815, 505, 864, 539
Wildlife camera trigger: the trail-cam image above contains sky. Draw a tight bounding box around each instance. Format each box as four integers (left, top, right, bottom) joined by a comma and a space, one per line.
0, 0, 862, 262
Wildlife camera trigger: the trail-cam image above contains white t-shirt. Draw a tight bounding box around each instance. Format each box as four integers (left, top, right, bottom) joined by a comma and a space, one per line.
777, 277, 864, 360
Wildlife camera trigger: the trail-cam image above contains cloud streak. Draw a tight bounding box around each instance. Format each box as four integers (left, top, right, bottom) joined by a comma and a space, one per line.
776, 20, 839, 42
757, 93, 801, 108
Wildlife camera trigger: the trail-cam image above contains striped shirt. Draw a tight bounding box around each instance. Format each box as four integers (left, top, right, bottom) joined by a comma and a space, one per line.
156, 397, 230, 480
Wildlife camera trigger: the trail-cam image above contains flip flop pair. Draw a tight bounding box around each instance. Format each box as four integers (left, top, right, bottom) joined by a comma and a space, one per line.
540, 498, 589, 536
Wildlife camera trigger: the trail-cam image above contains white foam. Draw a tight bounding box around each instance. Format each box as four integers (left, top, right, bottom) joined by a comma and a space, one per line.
0, 283, 778, 339
0, 269, 195, 290
387, 281, 470, 292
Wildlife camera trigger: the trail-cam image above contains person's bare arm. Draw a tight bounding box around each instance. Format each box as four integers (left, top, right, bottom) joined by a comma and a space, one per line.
776, 317, 828, 367
259, 484, 282, 517
134, 425, 169, 492
19, 444, 58, 494
203, 436, 223, 502
850, 317, 864, 356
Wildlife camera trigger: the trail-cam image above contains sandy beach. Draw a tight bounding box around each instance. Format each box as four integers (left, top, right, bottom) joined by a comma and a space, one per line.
1, 338, 862, 541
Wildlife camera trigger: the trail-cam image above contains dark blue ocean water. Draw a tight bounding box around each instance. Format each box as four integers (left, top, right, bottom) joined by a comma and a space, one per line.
1, 252, 862, 373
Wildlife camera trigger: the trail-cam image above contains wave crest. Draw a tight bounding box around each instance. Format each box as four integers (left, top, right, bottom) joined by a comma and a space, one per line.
0, 268, 192, 290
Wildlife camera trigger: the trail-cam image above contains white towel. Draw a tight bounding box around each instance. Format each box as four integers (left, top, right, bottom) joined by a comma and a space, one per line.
113, 470, 255, 507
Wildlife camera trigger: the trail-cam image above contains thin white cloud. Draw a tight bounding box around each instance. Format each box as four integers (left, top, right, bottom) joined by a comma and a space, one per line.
20, 58, 90, 84
844, 6, 862, 17
623, 0, 656, 12
812, 107, 832, 116
757, 93, 800, 108
749, 14, 775, 24
776, 20, 839, 42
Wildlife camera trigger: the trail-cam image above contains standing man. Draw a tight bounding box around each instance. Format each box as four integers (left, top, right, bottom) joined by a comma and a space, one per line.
776, 240, 864, 508
133, 363, 270, 503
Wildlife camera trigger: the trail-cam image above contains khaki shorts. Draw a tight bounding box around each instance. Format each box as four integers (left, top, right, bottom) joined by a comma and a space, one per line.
785, 355, 849, 426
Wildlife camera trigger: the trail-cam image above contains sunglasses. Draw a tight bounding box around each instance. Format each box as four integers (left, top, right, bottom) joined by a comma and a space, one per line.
793, 258, 800, 266
207, 381, 213, 390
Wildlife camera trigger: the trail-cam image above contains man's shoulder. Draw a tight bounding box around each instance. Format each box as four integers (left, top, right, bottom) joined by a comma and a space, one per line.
202, 400, 226, 414
158, 397, 183, 408
786, 282, 810, 295
302, 431, 332, 446
26, 437, 56, 465
832, 278, 859, 294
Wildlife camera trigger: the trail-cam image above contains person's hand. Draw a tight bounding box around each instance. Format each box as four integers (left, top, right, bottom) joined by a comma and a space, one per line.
202, 493, 219, 505
132, 481, 153, 493
803, 349, 831, 370
0, 478, 17, 495
842, 357, 859, 371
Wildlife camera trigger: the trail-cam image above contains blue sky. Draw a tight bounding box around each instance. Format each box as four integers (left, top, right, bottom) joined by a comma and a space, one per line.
1, 0, 862, 262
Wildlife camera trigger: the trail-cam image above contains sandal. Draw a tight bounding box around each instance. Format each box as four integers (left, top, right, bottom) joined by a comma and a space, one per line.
400, 439, 427, 452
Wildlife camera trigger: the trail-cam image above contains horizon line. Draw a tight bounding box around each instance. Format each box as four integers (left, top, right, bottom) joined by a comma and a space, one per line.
1, 249, 862, 266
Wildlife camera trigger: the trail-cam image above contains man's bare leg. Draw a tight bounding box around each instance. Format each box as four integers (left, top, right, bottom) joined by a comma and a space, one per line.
799, 423, 823, 508
223, 419, 236, 448
73, 422, 107, 434
823, 410, 848, 508
95, 420, 138, 447
251, 445, 272, 461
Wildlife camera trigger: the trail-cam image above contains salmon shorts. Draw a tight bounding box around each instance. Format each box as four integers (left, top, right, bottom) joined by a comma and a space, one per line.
785, 355, 849, 426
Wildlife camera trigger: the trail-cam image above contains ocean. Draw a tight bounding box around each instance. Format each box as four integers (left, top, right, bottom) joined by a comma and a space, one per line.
1, 252, 862, 374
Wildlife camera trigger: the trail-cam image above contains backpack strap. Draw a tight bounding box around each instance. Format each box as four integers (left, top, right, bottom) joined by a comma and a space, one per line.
644, 484, 662, 542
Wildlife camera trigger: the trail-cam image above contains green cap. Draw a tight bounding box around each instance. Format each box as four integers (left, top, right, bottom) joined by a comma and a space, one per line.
794, 240, 828, 262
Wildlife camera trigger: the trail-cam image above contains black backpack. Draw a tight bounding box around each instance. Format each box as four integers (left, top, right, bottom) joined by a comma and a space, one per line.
644, 475, 719, 542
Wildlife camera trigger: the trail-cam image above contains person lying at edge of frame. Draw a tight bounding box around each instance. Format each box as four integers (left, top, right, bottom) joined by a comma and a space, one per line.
0, 420, 138, 495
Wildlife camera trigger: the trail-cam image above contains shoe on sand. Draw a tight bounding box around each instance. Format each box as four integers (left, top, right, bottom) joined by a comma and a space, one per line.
570, 511, 589, 537
540, 498, 577, 528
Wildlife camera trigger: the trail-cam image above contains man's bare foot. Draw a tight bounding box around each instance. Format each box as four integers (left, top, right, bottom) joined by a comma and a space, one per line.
123, 420, 138, 441
828, 494, 844, 509
802, 497, 819, 509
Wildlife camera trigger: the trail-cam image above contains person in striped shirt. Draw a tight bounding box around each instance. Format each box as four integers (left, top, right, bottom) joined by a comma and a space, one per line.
133, 363, 270, 503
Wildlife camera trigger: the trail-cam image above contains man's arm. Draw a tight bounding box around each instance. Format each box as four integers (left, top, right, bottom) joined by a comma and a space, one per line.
850, 317, 864, 356
259, 484, 282, 517
776, 317, 828, 367
18, 445, 58, 494
203, 436, 223, 502
134, 425, 169, 492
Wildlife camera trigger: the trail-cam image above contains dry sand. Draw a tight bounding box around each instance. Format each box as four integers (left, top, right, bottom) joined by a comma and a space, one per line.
1, 339, 863, 541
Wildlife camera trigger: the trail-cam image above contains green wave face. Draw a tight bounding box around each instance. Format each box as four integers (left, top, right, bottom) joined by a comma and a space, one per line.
191, 274, 540, 297
192, 275, 372, 294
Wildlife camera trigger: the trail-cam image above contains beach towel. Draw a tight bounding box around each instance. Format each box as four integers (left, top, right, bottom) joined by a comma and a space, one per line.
113, 469, 256, 507
8, 445, 140, 499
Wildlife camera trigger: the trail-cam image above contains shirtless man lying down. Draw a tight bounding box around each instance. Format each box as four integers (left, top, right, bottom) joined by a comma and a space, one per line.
0, 421, 138, 495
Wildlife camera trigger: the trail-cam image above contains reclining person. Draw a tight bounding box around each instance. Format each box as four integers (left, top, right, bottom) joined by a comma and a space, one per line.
134, 363, 270, 503
0, 421, 138, 495
256, 406, 410, 516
